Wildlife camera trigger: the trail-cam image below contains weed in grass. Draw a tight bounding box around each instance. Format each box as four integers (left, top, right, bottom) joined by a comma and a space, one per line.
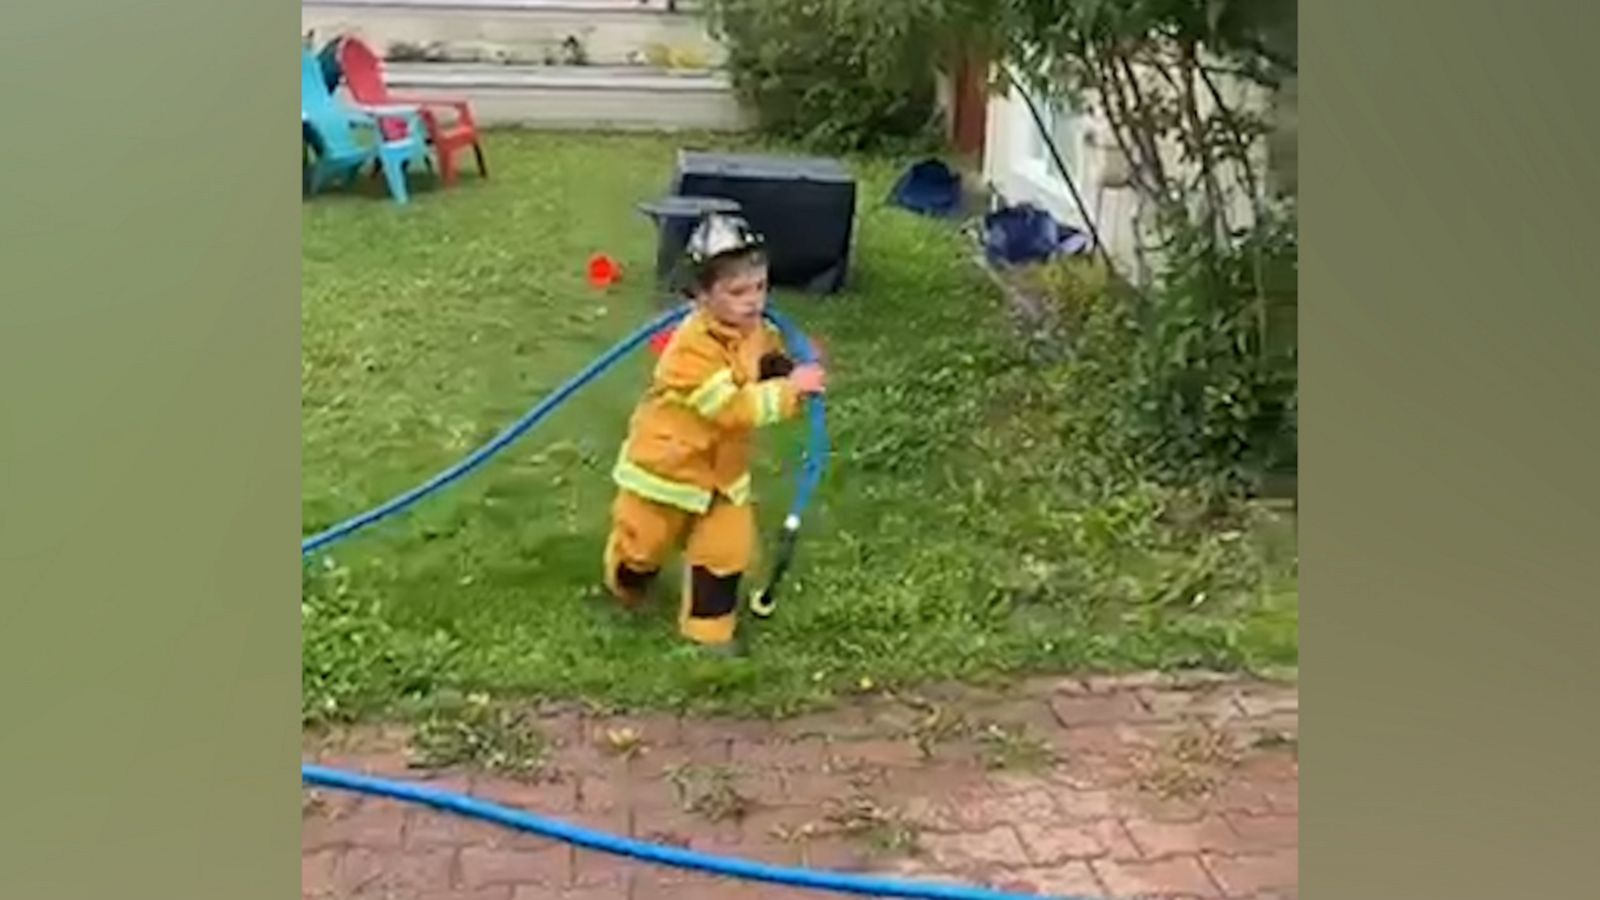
822, 795, 921, 857
904, 702, 975, 761
408, 695, 550, 780
665, 764, 754, 823
975, 722, 1057, 772
822, 754, 892, 791
1132, 726, 1241, 801
597, 725, 648, 760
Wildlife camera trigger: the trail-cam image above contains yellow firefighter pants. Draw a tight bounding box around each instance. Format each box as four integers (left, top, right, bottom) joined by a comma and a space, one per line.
603, 489, 755, 645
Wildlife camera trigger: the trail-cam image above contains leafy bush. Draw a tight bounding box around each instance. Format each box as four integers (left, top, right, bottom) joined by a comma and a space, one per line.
704, 0, 944, 151
974, 0, 1298, 491
1018, 207, 1297, 494
302, 558, 462, 726
1131, 209, 1299, 489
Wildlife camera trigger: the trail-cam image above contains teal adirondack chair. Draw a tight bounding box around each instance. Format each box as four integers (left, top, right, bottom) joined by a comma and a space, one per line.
301, 46, 431, 204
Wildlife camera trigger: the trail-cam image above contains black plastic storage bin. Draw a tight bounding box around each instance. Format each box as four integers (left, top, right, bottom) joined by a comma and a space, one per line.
637, 195, 744, 290
670, 151, 857, 294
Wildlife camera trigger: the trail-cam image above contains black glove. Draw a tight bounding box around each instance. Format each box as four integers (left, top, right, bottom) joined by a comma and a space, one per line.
758, 352, 795, 381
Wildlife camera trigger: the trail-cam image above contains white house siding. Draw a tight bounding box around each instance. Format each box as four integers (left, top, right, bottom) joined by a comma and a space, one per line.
982, 60, 1277, 283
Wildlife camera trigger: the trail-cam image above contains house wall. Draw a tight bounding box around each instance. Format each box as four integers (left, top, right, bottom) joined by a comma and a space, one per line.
981, 60, 1279, 282
983, 83, 1147, 278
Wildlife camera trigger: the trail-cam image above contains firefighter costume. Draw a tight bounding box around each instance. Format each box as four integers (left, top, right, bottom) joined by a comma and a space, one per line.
603, 214, 805, 646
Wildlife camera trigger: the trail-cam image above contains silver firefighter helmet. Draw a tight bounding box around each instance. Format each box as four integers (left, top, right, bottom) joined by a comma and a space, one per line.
684, 212, 765, 267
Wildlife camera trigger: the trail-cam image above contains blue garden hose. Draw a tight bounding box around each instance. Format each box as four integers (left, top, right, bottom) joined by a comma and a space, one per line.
302, 303, 687, 556
299, 306, 1059, 898
301, 302, 824, 557
303, 765, 1068, 900
751, 309, 829, 617
768, 309, 829, 518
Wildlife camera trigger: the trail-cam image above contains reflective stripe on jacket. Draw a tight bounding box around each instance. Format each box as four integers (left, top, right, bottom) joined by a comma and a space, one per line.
613, 308, 800, 513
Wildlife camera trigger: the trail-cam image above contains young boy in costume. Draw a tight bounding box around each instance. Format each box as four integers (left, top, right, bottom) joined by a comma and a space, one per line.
603, 213, 827, 650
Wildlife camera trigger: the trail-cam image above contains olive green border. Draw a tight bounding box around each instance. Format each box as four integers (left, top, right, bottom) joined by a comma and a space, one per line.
1306, 1, 1593, 896
0, 2, 299, 898
1, 1, 1594, 897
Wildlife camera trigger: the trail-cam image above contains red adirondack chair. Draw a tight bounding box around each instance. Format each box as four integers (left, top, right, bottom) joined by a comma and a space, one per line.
338, 37, 488, 185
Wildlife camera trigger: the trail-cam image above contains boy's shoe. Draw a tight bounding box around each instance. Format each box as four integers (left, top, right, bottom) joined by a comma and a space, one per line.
603, 544, 657, 609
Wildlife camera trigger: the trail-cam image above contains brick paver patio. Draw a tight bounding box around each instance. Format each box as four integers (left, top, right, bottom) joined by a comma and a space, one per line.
303, 673, 1298, 899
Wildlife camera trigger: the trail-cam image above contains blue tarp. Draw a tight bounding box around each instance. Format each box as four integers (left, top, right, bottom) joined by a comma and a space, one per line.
981, 203, 1091, 266
888, 158, 964, 218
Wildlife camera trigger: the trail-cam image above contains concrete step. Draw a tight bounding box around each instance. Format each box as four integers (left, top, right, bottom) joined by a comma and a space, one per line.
379, 62, 749, 131
302, 0, 721, 69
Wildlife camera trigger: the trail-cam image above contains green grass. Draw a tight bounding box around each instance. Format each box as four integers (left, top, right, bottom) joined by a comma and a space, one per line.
302, 131, 1297, 725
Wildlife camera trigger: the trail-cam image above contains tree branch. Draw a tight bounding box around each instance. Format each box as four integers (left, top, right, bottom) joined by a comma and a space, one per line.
1197, 65, 1271, 351
1113, 49, 1175, 206
1082, 46, 1164, 202
1176, 40, 1229, 243
1196, 64, 1263, 206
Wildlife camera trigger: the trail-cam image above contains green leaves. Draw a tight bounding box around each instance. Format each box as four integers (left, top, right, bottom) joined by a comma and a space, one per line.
704, 0, 946, 151
301, 559, 463, 726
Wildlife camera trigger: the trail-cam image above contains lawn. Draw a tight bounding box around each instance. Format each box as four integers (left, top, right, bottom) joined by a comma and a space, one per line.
302, 130, 1297, 725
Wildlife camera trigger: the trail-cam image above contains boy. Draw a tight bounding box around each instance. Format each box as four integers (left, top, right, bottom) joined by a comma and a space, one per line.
603, 213, 826, 650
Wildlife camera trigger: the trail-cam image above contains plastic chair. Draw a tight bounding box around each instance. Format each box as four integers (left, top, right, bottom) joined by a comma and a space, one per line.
300, 47, 431, 204
338, 37, 488, 186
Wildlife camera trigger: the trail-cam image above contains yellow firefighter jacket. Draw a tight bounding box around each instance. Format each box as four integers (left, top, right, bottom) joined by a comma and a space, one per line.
612, 308, 802, 514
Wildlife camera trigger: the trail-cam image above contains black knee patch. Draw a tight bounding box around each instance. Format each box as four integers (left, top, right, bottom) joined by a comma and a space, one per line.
615, 564, 658, 591
689, 566, 740, 619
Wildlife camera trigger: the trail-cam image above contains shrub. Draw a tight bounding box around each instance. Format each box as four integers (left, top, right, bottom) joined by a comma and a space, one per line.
1022, 206, 1299, 495
704, 0, 944, 151
980, 0, 1299, 491
1130, 209, 1299, 491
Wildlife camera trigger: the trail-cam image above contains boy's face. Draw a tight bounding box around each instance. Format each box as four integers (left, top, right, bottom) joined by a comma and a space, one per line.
698, 260, 769, 332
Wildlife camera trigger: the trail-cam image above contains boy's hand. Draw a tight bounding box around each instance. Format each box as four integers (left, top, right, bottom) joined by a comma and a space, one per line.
789, 363, 827, 395
758, 352, 795, 381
